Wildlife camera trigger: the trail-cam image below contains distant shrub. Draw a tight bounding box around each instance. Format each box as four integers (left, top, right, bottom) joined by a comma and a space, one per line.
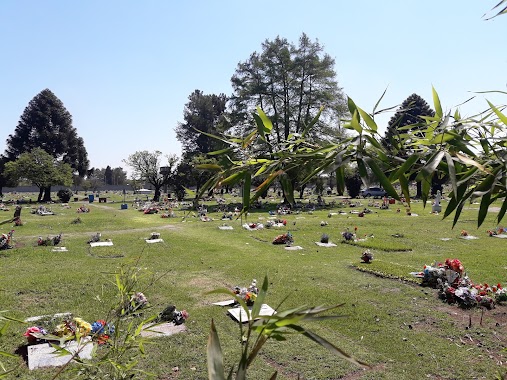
57, 188, 73, 203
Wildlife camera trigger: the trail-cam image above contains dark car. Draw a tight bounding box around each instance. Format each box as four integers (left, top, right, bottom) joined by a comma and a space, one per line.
360, 187, 387, 198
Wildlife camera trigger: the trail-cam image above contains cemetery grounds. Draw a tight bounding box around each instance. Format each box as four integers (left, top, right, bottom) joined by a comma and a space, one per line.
0, 191, 506, 379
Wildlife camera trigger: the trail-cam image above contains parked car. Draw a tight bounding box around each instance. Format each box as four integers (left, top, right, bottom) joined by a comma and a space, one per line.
360, 187, 387, 198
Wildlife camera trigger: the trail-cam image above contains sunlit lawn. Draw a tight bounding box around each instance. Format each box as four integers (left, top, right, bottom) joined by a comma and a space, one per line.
0, 192, 506, 379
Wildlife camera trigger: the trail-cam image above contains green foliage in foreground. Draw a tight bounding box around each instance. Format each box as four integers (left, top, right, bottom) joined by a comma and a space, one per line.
0, 194, 506, 379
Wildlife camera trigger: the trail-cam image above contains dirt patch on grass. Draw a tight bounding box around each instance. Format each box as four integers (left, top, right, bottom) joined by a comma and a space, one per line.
187, 274, 231, 305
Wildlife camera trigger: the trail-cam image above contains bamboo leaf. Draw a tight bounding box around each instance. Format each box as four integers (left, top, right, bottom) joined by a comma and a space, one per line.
487, 100, 507, 126
347, 97, 358, 116
242, 172, 251, 213
372, 87, 388, 115
251, 275, 268, 319
196, 164, 223, 171
357, 107, 377, 132
444, 153, 457, 199
432, 86, 443, 118
455, 153, 489, 174
350, 110, 362, 134
364, 158, 400, 200
220, 172, 245, 186
478, 192, 492, 228
415, 151, 445, 182
280, 175, 295, 206
336, 166, 345, 195
302, 106, 323, 138
208, 148, 234, 156
497, 195, 507, 224
398, 174, 411, 207
207, 320, 226, 380
390, 155, 419, 181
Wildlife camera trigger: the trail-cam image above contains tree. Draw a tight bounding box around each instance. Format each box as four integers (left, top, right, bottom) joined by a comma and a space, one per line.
104, 166, 113, 185
230, 33, 347, 148
229, 34, 348, 203
382, 94, 435, 198
4, 148, 73, 201
123, 151, 178, 202
0, 155, 17, 198
176, 90, 228, 158
4, 89, 89, 201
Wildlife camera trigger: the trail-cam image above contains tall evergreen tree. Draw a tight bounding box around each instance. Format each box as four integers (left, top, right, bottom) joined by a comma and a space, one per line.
5, 89, 89, 201
382, 93, 435, 197
175, 90, 228, 158
382, 93, 435, 155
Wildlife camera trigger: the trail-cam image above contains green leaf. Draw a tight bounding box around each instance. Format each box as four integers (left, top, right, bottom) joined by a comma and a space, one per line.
478, 192, 493, 228
336, 167, 345, 195
497, 196, 507, 224
372, 87, 388, 115
357, 107, 377, 132
290, 325, 370, 368
280, 174, 295, 206
251, 276, 268, 319
347, 97, 358, 116
364, 158, 400, 201
302, 106, 323, 138
242, 172, 251, 213
398, 174, 411, 207
220, 172, 245, 186
487, 100, 507, 126
416, 150, 445, 182
390, 155, 419, 181
444, 153, 457, 199
350, 111, 362, 134
196, 164, 222, 171
432, 86, 443, 118
207, 319, 225, 380
208, 148, 234, 156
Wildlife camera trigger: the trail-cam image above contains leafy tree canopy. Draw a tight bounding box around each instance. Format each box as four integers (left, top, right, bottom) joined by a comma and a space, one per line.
4, 148, 73, 201
123, 151, 178, 202
176, 90, 228, 159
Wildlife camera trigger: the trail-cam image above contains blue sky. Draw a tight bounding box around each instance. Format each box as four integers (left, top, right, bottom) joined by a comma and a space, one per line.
0, 1, 506, 173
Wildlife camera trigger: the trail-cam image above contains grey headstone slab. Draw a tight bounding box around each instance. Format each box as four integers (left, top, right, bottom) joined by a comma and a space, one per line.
145, 239, 164, 243
89, 241, 113, 247
25, 312, 72, 323
140, 322, 187, 338
315, 242, 337, 247
27, 337, 93, 370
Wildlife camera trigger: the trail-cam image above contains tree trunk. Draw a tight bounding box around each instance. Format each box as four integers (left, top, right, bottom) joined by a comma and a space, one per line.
153, 187, 161, 202
298, 184, 306, 199
37, 187, 44, 202
416, 181, 422, 199
42, 186, 52, 202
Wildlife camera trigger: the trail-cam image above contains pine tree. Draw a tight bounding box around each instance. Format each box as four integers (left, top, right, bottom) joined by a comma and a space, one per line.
5, 89, 89, 201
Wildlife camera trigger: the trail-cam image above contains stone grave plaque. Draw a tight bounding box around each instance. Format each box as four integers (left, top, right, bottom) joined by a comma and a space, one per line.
90, 241, 114, 247
315, 242, 337, 247
52, 247, 68, 252
285, 246, 303, 250
145, 239, 164, 243
27, 337, 93, 370
140, 322, 187, 338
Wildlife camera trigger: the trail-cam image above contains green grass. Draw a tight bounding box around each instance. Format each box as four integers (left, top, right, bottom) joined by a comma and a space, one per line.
1, 194, 506, 379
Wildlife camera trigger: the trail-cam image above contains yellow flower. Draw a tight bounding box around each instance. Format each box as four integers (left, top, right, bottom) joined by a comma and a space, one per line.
73, 317, 92, 336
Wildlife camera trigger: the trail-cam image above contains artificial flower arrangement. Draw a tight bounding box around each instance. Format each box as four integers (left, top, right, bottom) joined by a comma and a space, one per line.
233, 279, 259, 306
77, 205, 90, 213
156, 305, 189, 325
361, 249, 374, 263
487, 226, 505, 237
24, 317, 115, 345
460, 230, 469, 237
272, 232, 293, 245
416, 258, 506, 309
0, 230, 14, 250
342, 226, 359, 241
125, 292, 149, 315
143, 207, 159, 214
37, 233, 62, 246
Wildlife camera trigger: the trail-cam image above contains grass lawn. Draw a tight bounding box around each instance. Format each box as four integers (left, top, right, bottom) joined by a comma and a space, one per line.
0, 192, 506, 379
